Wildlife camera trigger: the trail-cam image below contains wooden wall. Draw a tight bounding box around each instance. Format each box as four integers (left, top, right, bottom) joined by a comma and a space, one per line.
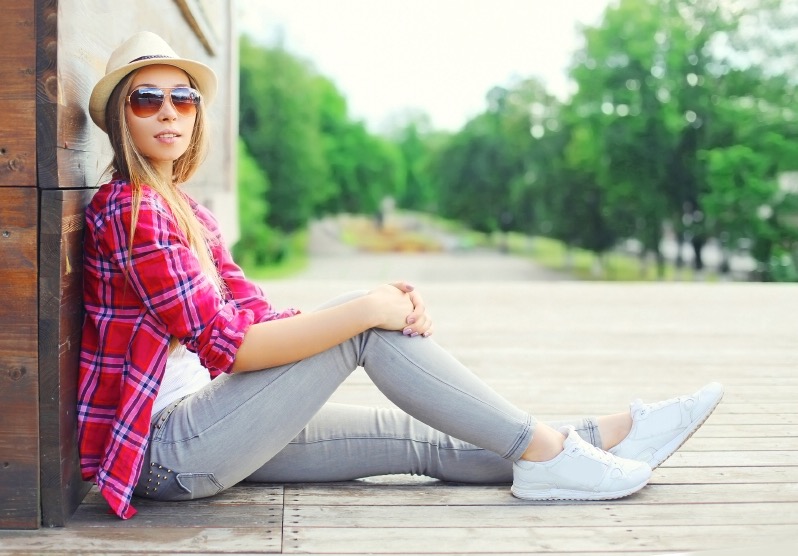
0, 1, 40, 531
0, 0, 237, 529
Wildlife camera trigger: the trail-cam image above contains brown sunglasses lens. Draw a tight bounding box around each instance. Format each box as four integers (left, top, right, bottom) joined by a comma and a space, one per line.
128, 87, 201, 118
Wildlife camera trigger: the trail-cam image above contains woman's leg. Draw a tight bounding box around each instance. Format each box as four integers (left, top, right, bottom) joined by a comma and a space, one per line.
247, 403, 514, 484
245, 403, 605, 484
138, 292, 536, 500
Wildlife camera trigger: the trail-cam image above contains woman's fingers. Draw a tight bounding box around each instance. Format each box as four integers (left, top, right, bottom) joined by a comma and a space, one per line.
381, 281, 434, 337
403, 289, 433, 337
390, 281, 415, 293
402, 315, 433, 337
406, 289, 425, 322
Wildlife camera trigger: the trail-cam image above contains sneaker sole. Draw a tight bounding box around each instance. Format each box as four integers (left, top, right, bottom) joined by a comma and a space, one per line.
647, 385, 725, 469
511, 479, 648, 501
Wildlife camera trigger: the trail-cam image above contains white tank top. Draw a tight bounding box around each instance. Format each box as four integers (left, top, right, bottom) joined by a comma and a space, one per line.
152, 345, 212, 415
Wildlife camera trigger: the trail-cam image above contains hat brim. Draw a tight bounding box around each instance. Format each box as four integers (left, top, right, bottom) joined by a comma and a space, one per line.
89, 57, 217, 132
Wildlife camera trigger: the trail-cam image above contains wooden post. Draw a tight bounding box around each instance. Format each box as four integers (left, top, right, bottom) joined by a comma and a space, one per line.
34, 0, 96, 527
38, 189, 95, 527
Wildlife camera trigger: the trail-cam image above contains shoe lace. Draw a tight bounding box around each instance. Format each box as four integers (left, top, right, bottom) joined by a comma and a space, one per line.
633, 395, 681, 418
571, 435, 614, 465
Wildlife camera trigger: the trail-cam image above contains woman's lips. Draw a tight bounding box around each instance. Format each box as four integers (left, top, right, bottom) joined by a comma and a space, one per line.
155, 131, 181, 144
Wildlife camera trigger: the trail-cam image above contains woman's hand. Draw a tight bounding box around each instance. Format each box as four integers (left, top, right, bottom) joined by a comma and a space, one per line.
367, 281, 433, 337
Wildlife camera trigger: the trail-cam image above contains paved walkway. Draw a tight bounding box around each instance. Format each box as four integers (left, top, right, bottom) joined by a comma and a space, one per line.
299, 217, 571, 284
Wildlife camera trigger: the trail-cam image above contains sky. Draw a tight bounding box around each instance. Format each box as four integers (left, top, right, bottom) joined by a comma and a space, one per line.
237, 0, 612, 132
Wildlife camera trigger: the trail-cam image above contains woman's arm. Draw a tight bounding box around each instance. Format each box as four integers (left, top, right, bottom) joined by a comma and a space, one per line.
231, 282, 432, 373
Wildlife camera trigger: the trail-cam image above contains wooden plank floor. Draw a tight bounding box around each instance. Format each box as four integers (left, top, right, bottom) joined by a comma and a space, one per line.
1, 280, 797, 554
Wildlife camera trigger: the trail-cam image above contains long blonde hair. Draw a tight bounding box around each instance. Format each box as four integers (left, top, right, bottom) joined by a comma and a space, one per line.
104, 69, 224, 320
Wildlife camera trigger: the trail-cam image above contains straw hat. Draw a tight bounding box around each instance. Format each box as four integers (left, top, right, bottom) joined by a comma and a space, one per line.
89, 31, 217, 132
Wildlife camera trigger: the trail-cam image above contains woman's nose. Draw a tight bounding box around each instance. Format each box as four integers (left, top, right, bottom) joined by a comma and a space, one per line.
158, 95, 179, 120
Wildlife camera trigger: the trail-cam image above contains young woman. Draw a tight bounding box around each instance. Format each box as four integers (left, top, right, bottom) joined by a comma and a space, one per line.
79, 32, 724, 520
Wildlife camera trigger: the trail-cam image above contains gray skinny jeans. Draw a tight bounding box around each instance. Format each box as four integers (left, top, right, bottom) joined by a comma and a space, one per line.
134, 292, 602, 501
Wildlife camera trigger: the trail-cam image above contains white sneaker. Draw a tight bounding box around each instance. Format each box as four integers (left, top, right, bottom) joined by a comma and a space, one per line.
511, 426, 651, 501
610, 382, 724, 469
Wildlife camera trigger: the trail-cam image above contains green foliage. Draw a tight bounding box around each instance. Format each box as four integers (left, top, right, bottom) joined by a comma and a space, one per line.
235, 1, 798, 281
389, 112, 440, 213
551, 0, 796, 278
232, 138, 286, 267
239, 36, 332, 232
313, 76, 405, 216
239, 35, 409, 236
703, 146, 777, 245
237, 229, 310, 279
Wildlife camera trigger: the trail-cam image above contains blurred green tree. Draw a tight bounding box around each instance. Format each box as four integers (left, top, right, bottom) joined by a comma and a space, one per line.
239, 36, 331, 233
314, 75, 405, 215
232, 138, 284, 266
431, 85, 533, 234
236, 1, 798, 280
239, 36, 408, 236
388, 111, 440, 213
565, 0, 797, 277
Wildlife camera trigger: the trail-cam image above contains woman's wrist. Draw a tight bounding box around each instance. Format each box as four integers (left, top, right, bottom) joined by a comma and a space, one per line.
358, 292, 383, 330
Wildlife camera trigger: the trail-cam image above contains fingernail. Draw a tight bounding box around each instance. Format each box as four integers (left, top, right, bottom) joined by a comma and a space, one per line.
403, 327, 412, 336
406, 317, 416, 325
423, 331, 431, 337
411, 332, 420, 337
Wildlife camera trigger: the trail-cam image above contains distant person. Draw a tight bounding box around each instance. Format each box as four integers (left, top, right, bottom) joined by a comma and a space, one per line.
78, 32, 724, 519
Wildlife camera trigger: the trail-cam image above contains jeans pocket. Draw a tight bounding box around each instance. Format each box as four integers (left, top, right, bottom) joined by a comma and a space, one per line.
150, 396, 188, 442
134, 462, 184, 500
174, 472, 224, 500
134, 463, 224, 501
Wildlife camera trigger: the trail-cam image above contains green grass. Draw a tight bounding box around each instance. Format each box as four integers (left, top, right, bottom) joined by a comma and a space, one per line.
507, 234, 710, 281
380, 213, 694, 281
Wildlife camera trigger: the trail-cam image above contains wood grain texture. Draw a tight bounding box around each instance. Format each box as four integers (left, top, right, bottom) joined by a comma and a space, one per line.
36, 0, 106, 190
0, 281, 797, 550
0, 2, 36, 99
283, 501, 798, 528
284, 482, 798, 506
281, 525, 798, 554
0, 102, 36, 185
38, 189, 96, 527
0, 188, 40, 529
0, 0, 36, 187
0, 527, 283, 553
0, 4, 38, 528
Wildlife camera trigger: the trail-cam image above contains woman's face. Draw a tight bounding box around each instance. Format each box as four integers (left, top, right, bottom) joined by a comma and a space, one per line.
126, 64, 198, 176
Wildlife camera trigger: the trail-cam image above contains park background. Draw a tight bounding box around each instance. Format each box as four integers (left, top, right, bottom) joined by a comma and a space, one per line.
231, 0, 798, 283
1, 1, 797, 549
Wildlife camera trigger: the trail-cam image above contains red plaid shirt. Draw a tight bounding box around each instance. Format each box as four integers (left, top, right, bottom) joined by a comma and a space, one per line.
77, 178, 298, 519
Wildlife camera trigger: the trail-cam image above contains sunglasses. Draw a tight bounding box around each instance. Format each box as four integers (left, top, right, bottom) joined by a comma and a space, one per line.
126, 86, 201, 118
